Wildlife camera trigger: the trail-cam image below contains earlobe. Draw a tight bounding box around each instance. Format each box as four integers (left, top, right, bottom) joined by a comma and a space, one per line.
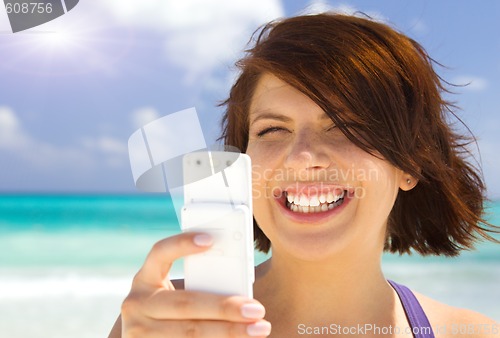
400, 176, 418, 191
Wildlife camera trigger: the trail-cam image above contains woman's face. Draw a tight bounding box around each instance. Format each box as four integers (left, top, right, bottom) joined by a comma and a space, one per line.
246, 73, 408, 261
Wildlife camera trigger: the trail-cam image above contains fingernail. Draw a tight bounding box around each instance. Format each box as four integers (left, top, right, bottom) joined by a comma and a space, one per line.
193, 234, 213, 247
247, 321, 271, 336
241, 303, 265, 319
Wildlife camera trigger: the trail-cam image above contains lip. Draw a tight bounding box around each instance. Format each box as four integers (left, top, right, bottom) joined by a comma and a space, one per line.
273, 183, 353, 224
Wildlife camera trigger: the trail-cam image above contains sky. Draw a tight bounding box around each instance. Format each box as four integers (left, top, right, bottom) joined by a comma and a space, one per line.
0, 0, 499, 197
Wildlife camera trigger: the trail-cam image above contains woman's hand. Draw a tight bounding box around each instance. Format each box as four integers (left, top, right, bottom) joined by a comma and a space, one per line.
116, 232, 271, 338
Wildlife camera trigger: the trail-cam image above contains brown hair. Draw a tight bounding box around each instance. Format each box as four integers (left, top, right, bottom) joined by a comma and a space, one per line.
220, 13, 499, 256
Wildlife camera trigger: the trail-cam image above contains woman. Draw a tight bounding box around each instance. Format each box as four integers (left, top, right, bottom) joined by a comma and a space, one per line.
110, 13, 499, 337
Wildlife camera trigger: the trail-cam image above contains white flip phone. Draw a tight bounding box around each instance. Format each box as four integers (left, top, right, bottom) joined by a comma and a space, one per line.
181, 151, 254, 297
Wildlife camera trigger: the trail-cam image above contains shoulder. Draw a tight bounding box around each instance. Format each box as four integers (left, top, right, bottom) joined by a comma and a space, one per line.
413, 291, 499, 338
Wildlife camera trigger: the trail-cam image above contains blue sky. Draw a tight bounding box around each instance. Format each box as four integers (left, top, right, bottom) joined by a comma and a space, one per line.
0, 0, 499, 197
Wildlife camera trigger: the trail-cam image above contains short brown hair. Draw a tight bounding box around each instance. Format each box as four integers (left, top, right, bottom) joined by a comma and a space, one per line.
220, 13, 499, 256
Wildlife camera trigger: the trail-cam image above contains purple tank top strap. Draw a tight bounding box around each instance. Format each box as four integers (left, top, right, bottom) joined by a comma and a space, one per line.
388, 280, 435, 338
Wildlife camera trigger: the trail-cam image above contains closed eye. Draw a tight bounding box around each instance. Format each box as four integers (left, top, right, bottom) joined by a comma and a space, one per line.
257, 126, 289, 137
326, 124, 338, 132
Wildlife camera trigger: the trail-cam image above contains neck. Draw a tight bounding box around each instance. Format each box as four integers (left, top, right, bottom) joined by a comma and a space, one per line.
254, 245, 395, 328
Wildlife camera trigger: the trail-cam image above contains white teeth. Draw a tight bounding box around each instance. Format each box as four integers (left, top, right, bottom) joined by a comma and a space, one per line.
286, 190, 346, 213
309, 195, 320, 207
293, 194, 300, 205
333, 190, 345, 202
299, 195, 309, 207
288, 193, 332, 207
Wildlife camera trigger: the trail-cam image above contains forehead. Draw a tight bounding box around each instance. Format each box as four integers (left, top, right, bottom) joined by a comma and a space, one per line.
249, 73, 328, 121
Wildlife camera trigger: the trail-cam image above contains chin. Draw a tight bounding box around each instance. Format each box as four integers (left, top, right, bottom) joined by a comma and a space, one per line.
259, 215, 358, 263
286, 231, 352, 260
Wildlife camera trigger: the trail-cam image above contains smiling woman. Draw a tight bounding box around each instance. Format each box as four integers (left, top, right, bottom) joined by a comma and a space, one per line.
109, 12, 499, 338
221, 14, 497, 257
245, 73, 405, 261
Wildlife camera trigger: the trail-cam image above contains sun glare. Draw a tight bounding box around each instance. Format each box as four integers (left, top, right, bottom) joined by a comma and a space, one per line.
39, 30, 73, 48
0, 13, 135, 76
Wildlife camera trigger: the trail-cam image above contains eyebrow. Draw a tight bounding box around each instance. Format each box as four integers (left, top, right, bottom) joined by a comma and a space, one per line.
250, 110, 333, 126
249, 111, 292, 126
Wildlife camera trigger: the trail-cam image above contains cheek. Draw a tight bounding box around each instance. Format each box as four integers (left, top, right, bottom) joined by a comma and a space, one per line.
250, 165, 268, 203
357, 158, 402, 213
247, 141, 285, 189
246, 140, 287, 160
247, 143, 282, 220
249, 166, 274, 230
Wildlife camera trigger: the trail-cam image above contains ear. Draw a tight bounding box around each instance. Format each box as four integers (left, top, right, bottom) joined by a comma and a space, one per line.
399, 174, 418, 191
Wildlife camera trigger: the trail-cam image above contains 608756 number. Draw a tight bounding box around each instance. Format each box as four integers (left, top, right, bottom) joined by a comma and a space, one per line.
5, 2, 53, 14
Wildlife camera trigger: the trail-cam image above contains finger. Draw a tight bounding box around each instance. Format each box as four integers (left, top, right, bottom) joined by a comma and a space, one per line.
141, 290, 266, 322
124, 318, 272, 338
135, 232, 213, 287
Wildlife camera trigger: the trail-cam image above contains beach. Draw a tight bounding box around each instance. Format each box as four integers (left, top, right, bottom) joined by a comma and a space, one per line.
0, 194, 498, 338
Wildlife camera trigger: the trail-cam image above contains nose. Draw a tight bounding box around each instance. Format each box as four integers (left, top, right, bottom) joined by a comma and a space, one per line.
283, 129, 332, 173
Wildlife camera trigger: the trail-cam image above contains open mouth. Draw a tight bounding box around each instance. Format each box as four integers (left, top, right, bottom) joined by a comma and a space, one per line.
282, 189, 347, 214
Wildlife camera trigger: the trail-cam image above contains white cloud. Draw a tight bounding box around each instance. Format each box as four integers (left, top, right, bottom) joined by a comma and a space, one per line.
131, 106, 160, 130
0, 106, 126, 170
81, 136, 127, 154
453, 76, 488, 91
24, 141, 95, 170
0, 106, 30, 149
301, 1, 387, 23
302, 0, 334, 14
94, 0, 284, 83
2, 0, 284, 81
95, 0, 283, 35
0, 5, 129, 77
80, 136, 128, 169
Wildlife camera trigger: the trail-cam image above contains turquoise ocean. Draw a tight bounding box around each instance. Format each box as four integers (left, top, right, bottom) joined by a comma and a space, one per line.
1, 194, 499, 338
